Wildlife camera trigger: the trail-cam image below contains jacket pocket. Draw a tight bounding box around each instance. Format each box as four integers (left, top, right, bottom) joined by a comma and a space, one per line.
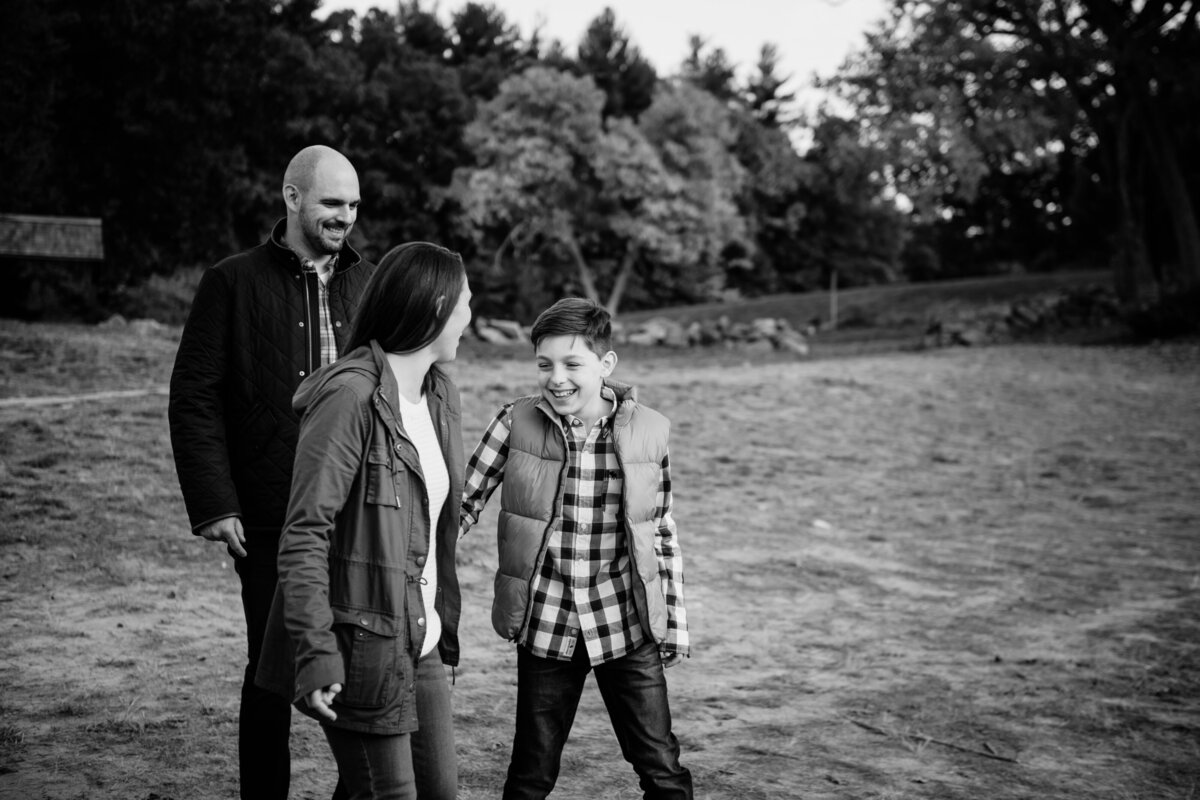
333, 621, 398, 709
364, 451, 399, 507
491, 571, 530, 641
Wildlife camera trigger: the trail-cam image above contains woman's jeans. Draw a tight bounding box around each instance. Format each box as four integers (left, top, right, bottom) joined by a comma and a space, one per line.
502, 640, 693, 800
327, 649, 457, 800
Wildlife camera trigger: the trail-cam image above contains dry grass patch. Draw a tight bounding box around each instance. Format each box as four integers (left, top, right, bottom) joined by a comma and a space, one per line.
1, 320, 1197, 799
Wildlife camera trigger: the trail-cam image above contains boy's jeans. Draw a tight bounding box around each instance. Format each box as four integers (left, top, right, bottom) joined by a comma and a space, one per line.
503, 640, 693, 800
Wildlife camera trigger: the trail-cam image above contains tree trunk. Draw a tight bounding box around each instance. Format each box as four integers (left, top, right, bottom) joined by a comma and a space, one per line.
562, 235, 601, 303
1110, 107, 1152, 302
1136, 100, 1200, 291
603, 245, 638, 318
493, 220, 527, 274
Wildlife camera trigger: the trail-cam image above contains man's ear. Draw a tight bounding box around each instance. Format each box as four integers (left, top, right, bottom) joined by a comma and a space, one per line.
282, 183, 302, 213
600, 350, 618, 377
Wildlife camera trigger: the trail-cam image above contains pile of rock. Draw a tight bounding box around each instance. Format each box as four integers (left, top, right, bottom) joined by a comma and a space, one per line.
97, 314, 170, 337
618, 315, 809, 355
469, 314, 810, 355
923, 285, 1121, 348
470, 317, 527, 345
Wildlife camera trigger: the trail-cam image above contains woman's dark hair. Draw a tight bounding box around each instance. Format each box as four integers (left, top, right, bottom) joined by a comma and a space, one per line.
346, 242, 466, 355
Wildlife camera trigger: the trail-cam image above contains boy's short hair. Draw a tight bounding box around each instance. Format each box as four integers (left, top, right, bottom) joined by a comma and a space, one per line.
530, 297, 613, 355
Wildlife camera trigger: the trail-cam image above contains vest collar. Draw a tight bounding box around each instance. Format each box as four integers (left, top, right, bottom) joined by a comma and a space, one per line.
534, 380, 638, 432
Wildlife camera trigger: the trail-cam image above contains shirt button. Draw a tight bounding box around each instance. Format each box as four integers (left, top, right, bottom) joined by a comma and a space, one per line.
416, 556, 426, 566
298, 371, 305, 377
417, 617, 426, 627
359, 618, 369, 627
298, 321, 305, 327
335, 320, 342, 328
579, 523, 589, 533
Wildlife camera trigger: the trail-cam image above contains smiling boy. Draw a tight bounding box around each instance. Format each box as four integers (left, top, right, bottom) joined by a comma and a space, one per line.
460, 297, 693, 799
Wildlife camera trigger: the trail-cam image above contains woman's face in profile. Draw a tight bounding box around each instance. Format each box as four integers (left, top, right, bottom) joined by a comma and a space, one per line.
432, 279, 473, 363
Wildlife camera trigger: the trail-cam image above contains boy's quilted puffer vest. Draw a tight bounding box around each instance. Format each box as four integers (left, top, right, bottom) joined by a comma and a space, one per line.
491, 387, 670, 647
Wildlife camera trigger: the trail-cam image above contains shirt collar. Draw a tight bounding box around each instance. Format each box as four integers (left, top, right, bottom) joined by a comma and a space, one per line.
298, 252, 338, 281
562, 385, 618, 431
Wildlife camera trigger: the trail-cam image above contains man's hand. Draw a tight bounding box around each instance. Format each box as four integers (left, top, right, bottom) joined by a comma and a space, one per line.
307, 684, 342, 722
196, 517, 247, 558
661, 653, 684, 669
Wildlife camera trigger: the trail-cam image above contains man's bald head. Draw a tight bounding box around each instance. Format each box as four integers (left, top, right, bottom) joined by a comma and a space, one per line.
282, 145, 361, 260
283, 145, 355, 195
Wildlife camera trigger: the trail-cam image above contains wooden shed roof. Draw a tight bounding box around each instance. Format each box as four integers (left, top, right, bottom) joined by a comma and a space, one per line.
0, 214, 105, 261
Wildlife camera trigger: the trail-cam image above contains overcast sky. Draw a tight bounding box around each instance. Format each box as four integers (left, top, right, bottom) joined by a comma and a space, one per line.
318, 0, 890, 113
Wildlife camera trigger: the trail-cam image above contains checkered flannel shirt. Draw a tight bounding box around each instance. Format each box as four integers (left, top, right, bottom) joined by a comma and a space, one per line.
461, 389, 689, 665
298, 253, 339, 366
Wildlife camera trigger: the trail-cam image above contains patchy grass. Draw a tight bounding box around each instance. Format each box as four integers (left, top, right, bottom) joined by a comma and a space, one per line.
1, 320, 1198, 799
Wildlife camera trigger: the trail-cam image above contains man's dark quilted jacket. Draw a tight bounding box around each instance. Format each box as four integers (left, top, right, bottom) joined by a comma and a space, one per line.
168, 219, 376, 535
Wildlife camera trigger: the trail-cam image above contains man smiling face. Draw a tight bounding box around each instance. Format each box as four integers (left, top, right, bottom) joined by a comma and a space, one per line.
295, 165, 359, 256
282, 145, 360, 261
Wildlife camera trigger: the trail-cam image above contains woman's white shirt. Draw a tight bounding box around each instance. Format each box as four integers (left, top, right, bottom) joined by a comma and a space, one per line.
396, 390, 448, 658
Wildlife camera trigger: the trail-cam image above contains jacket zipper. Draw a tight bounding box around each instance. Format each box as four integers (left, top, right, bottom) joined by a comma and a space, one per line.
302, 271, 314, 376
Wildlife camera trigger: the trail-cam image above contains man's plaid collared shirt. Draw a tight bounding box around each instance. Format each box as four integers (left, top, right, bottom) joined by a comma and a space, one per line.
299, 253, 339, 366
461, 389, 688, 666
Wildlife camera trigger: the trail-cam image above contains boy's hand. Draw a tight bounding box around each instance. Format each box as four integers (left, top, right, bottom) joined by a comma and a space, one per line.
661, 653, 684, 669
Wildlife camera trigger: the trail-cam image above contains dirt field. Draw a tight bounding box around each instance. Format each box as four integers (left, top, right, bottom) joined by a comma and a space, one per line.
1, 320, 1198, 799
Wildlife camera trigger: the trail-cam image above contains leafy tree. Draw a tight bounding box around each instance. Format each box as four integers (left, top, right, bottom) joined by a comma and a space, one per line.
234, 11, 367, 243
745, 43, 796, 128
354, 48, 474, 255
576, 7, 657, 121
397, 1, 452, 60
726, 105, 814, 294
46, 0, 296, 283
792, 116, 908, 291
454, 67, 748, 317
454, 66, 608, 317
681, 36, 737, 100
448, 2, 530, 100
634, 80, 750, 303
829, 0, 1200, 298
0, 0, 68, 212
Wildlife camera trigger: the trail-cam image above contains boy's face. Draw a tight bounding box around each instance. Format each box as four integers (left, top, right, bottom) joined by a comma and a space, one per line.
535, 335, 617, 423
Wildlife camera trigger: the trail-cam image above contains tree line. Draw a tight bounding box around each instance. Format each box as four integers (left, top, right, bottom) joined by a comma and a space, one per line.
3, 0, 1196, 321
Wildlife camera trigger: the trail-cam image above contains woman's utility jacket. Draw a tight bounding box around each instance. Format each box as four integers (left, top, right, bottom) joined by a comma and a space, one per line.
255, 340, 463, 735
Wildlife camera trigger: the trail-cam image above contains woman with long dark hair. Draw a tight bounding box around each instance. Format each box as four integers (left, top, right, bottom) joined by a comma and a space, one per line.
256, 242, 472, 799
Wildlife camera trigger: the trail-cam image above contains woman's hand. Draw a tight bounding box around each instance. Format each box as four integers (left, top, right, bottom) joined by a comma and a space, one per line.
306, 684, 343, 721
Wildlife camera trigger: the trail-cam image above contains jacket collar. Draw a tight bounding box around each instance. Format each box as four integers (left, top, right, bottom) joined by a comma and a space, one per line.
292, 340, 452, 444
267, 217, 365, 276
